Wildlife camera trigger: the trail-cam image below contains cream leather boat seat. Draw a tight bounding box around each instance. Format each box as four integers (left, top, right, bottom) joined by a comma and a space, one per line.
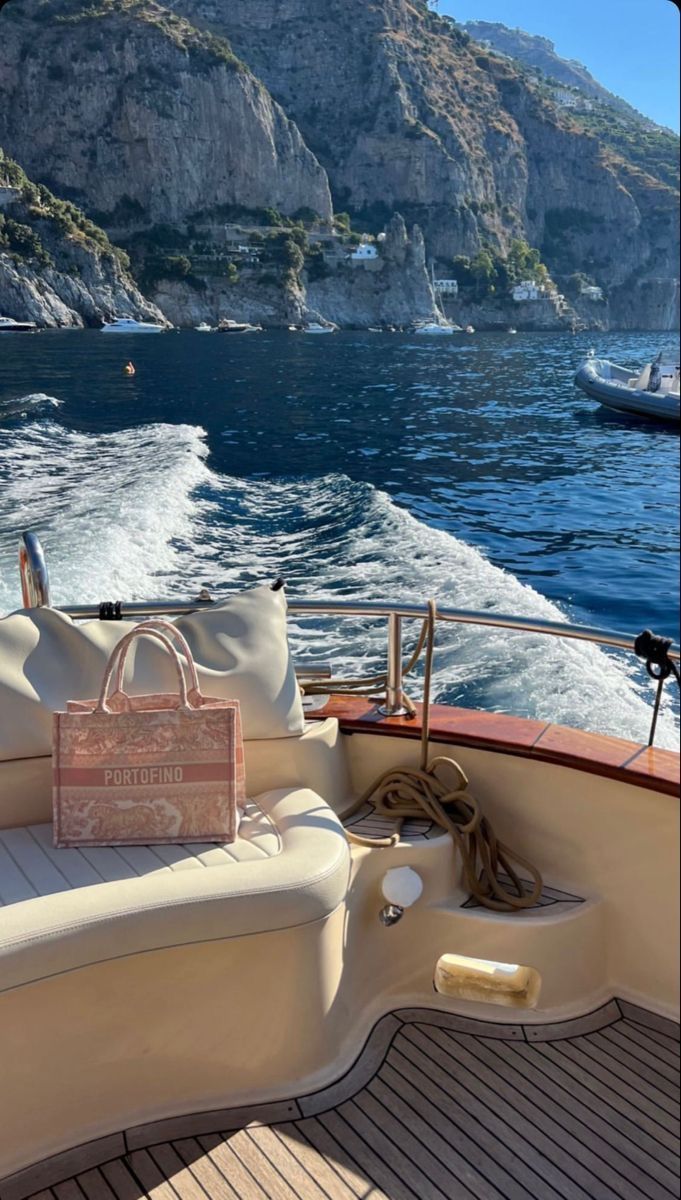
0, 787, 350, 995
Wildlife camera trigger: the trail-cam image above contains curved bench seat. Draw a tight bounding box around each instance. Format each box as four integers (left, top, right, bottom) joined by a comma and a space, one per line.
0, 787, 350, 994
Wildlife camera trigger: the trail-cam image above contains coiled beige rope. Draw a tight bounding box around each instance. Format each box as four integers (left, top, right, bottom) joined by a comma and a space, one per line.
329, 601, 543, 913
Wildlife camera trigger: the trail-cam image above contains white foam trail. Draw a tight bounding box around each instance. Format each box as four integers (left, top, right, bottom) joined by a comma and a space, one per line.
0, 423, 676, 749
0, 393, 63, 419
0, 421, 212, 609
182, 472, 679, 750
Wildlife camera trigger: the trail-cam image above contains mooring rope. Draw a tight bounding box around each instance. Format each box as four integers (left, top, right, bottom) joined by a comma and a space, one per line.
318, 600, 544, 913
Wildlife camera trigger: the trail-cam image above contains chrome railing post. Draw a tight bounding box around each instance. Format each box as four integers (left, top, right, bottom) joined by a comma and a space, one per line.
379, 613, 410, 717
18, 532, 51, 608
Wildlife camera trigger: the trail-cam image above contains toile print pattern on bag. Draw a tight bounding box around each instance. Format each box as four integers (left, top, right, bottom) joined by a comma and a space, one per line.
53, 620, 245, 848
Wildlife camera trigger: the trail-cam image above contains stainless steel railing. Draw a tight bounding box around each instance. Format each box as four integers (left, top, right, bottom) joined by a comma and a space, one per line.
17, 532, 681, 741
18, 532, 51, 608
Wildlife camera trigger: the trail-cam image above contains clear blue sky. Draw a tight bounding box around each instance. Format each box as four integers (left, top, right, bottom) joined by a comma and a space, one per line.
440, 0, 680, 132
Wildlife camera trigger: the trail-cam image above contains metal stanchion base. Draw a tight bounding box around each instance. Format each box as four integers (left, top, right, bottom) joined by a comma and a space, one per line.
377, 702, 411, 717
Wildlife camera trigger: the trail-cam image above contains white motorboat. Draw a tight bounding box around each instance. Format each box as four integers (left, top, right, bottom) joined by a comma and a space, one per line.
303, 321, 336, 334
217, 318, 262, 333
413, 320, 458, 335
0, 535, 678, 1199
575, 352, 681, 423
194, 322, 213, 332
0, 316, 37, 333
101, 317, 167, 333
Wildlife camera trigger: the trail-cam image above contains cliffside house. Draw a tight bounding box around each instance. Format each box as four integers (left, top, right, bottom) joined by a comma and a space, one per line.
512, 280, 545, 302
552, 89, 593, 113
434, 279, 459, 297
553, 89, 580, 109
350, 243, 379, 262
581, 284, 604, 301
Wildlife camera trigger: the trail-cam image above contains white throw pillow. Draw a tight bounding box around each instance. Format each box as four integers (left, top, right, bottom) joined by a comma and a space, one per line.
0, 585, 304, 762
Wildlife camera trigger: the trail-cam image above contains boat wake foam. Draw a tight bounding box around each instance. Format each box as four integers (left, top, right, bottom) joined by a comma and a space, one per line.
0, 393, 63, 420
0, 420, 211, 610
0, 421, 677, 749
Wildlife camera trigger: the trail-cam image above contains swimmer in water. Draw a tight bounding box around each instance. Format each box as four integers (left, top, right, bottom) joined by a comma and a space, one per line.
123, 361, 135, 376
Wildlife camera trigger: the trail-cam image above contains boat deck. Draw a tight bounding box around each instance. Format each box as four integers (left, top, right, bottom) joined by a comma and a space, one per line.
13, 1000, 679, 1200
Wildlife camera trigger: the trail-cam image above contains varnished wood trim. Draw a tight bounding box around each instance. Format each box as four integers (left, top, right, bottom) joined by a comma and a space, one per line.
307, 697, 680, 796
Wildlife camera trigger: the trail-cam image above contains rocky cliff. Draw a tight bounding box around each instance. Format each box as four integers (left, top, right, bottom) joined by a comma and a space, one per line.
305, 217, 435, 328
0, 0, 677, 330
462, 21, 646, 121
149, 215, 437, 328
0, 151, 164, 325
0, 0, 332, 227
169, 0, 679, 327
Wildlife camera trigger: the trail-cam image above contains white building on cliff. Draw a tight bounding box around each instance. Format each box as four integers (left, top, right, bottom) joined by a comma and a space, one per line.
581, 284, 604, 301
512, 280, 545, 302
350, 243, 379, 262
433, 279, 459, 297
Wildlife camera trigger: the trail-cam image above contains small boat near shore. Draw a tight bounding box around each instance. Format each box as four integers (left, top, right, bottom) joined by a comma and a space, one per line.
303, 321, 336, 334
217, 319, 262, 334
0, 316, 37, 333
413, 320, 459, 335
575, 352, 680, 424
194, 322, 213, 332
101, 317, 166, 334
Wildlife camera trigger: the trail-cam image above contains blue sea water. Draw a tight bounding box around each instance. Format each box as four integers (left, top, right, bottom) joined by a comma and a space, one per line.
0, 328, 678, 746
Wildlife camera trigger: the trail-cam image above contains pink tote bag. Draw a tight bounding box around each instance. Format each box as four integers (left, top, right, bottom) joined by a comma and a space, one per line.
53, 620, 245, 848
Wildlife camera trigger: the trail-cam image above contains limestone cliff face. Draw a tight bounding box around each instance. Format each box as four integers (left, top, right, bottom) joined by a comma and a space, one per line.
151, 216, 436, 328
0, 0, 676, 329
151, 275, 305, 327
0, 0, 332, 226
172, 0, 678, 327
175, 0, 528, 259
0, 250, 164, 327
306, 218, 436, 328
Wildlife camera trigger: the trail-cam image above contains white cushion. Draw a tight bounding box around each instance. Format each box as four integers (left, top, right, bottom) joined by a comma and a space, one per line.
0, 586, 304, 762
0, 787, 350, 993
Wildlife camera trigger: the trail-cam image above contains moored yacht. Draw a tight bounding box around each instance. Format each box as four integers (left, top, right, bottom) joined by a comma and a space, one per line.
413, 319, 459, 335
216, 318, 262, 333
0, 533, 678, 1200
101, 316, 167, 333
303, 321, 336, 333
0, 315, 37, 332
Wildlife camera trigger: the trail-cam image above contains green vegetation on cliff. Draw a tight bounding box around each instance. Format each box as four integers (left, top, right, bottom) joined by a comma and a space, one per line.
0, 147, 129, 269
47, 0, 246, 75
451, 239, 551, 300
570, 107, 679, 192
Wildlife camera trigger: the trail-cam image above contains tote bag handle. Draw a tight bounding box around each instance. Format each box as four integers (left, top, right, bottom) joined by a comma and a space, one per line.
96, 626, 195, 713
112, 618, 202, 699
